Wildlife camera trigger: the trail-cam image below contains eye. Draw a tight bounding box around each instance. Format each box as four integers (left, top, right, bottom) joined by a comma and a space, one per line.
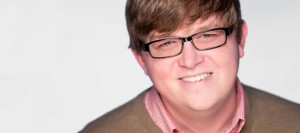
202, 33, 216, 38
195, 33, 218, 39
158, 41, 176, 48
193, 30, 222, 42
152, 39, 179, 50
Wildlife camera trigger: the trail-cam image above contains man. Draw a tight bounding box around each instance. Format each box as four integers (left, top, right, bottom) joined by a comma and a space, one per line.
80, 0, 300, 132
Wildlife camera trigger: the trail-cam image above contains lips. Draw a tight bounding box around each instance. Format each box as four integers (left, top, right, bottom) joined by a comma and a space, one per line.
180, 72, 213, 82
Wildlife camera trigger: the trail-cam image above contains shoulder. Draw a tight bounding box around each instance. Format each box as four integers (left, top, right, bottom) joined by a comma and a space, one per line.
79, 89, 161, 133
243, 84, 300, 111
242, 84, 300, 133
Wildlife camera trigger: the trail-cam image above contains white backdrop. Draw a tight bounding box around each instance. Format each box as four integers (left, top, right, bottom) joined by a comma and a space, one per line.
0, 0, 299, 133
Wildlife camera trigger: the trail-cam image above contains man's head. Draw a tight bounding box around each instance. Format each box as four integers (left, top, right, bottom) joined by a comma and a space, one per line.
126, 0, 247, 115
126, 0, 243, 54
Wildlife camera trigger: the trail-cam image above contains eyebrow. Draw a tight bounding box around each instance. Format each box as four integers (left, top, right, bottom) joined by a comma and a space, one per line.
148, 22, 224, 42
194, 20, 224, 32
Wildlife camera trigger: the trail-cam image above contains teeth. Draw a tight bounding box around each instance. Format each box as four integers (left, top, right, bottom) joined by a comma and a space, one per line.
181, 73, 212, 82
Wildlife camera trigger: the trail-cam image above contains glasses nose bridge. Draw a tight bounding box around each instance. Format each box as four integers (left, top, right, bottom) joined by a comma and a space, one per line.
181, 36, 193, 43
180, 36, 197, 50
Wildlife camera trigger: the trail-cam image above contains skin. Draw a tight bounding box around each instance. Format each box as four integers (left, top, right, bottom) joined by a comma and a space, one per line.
132, 16, 248, 132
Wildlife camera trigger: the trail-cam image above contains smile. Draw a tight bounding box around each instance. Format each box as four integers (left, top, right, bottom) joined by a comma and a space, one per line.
180, 72, 213, 82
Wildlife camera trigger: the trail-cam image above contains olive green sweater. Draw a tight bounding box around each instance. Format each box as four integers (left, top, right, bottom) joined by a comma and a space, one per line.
80, 85, 300, 133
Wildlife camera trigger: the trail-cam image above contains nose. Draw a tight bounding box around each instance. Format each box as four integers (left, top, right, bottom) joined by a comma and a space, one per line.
178, 41, 204, 68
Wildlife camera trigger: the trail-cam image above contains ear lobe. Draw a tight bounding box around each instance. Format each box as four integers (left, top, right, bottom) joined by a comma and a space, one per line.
238, 20, 248, 58
131, 49, 149, 76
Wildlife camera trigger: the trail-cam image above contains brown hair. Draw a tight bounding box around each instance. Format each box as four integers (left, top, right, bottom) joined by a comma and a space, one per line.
125, 0, 242, 54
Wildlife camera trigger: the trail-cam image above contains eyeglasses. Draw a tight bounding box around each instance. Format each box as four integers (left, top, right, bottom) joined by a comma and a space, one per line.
141, 26, 233, 59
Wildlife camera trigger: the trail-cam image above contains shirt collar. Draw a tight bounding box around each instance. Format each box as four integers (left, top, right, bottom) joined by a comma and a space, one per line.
145, 79, 246, 133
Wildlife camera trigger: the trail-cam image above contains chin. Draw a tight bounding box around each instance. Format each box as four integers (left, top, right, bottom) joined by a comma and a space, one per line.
185, 98, 218, 112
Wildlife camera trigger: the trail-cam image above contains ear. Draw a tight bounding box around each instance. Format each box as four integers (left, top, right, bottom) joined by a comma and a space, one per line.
131, 49, 149, 76
238, 20, 248, 58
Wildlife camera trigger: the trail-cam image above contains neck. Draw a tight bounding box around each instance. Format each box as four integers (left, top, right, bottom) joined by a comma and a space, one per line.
167, 89, 237, 133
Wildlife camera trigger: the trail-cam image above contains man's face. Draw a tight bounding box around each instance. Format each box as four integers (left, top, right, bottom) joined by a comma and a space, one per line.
133, 16, 247, 113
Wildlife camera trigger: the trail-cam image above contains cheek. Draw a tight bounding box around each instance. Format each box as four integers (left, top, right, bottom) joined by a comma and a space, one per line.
210, 43, 240, 73
145, 59, 176, 82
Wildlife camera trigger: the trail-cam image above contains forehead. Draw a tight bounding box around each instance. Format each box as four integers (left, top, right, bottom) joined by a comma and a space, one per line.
148, 15, 224, 41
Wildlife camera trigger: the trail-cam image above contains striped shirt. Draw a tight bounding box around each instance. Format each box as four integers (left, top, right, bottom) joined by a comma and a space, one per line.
145, 80, 245, 133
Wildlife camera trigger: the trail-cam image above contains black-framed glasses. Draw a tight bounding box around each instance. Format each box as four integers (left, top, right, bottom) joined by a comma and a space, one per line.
141, 26, 233, 59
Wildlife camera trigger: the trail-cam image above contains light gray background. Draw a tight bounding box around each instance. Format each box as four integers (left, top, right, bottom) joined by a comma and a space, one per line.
0, 0, 299, 133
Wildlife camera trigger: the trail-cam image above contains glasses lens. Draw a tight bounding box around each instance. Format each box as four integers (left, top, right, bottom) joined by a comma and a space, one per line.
192, 29, 226, 50
149, 38, 182, 58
